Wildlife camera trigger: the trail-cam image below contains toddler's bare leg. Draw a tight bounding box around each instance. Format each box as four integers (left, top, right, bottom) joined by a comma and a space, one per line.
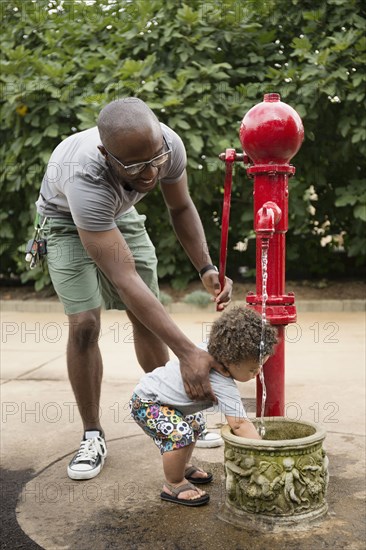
162, 444, 206, 501
185, 441, 211, 480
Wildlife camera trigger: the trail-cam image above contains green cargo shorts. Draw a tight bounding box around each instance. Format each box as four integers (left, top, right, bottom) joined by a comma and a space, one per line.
42, 208, 159, 315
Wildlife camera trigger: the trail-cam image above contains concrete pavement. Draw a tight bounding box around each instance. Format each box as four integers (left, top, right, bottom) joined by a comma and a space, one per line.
1, 304, 365, 549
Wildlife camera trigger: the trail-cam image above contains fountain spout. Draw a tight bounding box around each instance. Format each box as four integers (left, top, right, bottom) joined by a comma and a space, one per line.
255, 201, 282, 240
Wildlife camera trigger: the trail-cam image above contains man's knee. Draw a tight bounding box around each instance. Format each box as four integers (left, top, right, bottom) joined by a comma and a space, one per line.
68, 309, 101, 350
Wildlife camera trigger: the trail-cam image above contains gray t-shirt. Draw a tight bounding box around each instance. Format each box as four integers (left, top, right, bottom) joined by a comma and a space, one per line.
134, 345, 247, 419
36, 123, 186, 231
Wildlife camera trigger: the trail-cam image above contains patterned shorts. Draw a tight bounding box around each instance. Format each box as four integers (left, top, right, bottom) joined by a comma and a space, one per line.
129, 393, 207, 454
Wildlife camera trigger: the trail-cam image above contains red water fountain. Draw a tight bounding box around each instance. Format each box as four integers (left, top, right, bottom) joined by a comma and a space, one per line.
218, 93, 304, 417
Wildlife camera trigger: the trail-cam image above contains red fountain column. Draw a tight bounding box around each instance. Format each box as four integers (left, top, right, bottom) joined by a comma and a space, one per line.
239, 93, 304, 417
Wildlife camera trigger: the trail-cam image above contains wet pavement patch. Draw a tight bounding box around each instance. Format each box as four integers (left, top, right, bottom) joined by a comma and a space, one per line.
66, 458, 365, 550
13, 439, 366, 550
1, 468, 43, 549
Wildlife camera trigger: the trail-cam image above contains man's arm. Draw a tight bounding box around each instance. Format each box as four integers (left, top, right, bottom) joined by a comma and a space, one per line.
161, 171, 232, 310
77, 226, 219, 401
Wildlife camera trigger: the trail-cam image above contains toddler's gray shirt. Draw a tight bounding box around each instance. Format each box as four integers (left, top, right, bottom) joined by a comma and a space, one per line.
134, 345, 247, 419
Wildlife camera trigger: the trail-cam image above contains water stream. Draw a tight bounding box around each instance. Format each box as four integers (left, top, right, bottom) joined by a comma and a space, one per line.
258, 242, 269, 437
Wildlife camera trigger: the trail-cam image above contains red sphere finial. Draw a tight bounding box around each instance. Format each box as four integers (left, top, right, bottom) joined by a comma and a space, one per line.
239, 93, 304, 164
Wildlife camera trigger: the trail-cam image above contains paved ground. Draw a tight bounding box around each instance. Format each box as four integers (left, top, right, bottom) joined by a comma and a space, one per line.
1, 305, 365, 549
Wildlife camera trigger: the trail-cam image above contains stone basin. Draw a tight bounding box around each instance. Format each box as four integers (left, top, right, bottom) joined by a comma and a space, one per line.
219, 418, 328, 530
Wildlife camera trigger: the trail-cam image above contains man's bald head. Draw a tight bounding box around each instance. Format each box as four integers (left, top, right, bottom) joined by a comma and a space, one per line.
97, 98, 160, 150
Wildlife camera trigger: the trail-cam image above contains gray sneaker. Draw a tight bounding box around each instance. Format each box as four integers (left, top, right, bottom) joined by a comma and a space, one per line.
196, 430, 223, 448
67, 430, 107, 480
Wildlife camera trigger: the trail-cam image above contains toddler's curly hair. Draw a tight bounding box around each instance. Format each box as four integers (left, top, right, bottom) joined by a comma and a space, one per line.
207, 306, 278, 365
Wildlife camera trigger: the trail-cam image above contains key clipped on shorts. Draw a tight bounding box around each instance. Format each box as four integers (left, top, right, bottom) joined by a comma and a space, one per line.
25, 217, 47, 270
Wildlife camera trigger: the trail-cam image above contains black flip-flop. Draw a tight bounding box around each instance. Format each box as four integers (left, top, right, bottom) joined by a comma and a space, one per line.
160, 482, 210, 507
185, 465, 213, 484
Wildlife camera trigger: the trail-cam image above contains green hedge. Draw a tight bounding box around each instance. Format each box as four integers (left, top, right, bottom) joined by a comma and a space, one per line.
1, 0, 365, 290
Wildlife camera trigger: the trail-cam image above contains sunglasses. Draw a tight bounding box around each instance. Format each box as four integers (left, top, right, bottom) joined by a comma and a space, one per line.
104, 138, 172, 176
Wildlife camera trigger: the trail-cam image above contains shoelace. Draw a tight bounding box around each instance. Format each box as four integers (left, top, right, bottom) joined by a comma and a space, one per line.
74, 436, 107, 464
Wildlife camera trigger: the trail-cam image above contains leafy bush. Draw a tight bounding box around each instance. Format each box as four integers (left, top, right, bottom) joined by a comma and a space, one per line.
1, 0, 365, 290
183, 290, 212, 308
159, 291, 173, 306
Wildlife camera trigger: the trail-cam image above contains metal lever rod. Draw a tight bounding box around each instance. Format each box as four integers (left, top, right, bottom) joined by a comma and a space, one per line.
217, 148, 236, 311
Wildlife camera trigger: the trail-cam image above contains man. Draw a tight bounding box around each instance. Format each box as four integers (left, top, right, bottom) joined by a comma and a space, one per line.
36, 98, 232, 480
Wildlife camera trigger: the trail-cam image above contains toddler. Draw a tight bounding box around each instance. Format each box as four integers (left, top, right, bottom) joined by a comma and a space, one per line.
129, 306, 277, 506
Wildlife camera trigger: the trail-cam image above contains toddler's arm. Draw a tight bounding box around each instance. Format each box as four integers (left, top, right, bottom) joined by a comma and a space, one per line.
226, 415, 261, 440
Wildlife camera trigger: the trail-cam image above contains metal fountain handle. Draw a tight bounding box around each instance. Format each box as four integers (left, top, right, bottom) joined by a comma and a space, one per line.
217, 149, 249, 311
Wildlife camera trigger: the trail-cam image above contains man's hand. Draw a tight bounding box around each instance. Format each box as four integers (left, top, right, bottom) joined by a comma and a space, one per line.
201, 271, 233, 311
179, 347, 230, 402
